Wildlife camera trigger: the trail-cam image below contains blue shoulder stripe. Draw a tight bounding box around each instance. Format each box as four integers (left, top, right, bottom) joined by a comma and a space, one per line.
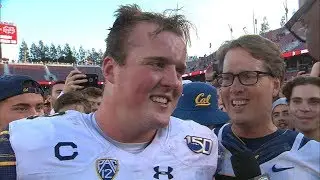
298, 136, 311, 150
0, 126, 17, 179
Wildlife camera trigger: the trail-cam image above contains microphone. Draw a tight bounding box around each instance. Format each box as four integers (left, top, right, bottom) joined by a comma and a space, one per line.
231, 151, 269, 180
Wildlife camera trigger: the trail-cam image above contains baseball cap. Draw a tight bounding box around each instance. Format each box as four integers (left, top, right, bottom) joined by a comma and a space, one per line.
272, 98, 288, 111
172, 82, 229, 127
0, 75, 44, 101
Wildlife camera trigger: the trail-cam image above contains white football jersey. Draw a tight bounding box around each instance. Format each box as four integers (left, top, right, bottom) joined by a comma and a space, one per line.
214, 124, 320, 180
8, 110, 218, 180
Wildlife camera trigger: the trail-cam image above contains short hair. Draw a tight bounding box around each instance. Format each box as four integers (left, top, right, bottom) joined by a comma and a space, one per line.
49, 81, 65, 95
216, 35, 285, 83
104, 4, 193, 65
53, 91, 91, 113
282, 76, 320, 103
81, 87, 103, 99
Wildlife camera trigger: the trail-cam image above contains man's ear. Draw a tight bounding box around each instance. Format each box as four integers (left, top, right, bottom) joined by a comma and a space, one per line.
272, 78, 281, 97
102, 57, 116, 84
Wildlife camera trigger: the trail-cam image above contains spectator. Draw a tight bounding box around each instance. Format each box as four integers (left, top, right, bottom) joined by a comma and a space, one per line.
81, 87, 103, 112
282, 76, 320, 141
0, 75, 44, 129
172, 82, 229, 129
205, 63, 219, 87
63, 70, 87, 94
48, 81, 65, 109
272, 97, 294, 130
49, 70, 87, 114
43, 95, 51, 115
53, 91, 91, 113
0, 4, 218, 179
214, 35, 319, 179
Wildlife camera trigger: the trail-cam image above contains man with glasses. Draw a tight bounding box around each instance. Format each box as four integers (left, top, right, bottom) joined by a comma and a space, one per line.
214, 35, 319, 180
285, 0, 319, 61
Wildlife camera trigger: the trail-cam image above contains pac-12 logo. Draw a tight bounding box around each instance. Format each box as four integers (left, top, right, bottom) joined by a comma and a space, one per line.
96, 159, 119, 180
185, 135, 213, 155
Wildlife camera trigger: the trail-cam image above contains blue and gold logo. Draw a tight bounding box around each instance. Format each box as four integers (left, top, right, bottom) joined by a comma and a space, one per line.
194, 93, 211, 107
96, 159, 119, 180
185, 135, 213, 155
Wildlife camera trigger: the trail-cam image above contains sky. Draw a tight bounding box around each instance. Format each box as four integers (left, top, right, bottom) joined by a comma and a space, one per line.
0, 0, 299, 61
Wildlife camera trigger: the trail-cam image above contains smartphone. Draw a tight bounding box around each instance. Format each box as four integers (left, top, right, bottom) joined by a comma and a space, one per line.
79, 74, 98, 87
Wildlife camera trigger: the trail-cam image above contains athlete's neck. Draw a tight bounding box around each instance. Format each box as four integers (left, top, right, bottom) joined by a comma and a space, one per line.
231, 120, 278, 138
95, 106, 157, 143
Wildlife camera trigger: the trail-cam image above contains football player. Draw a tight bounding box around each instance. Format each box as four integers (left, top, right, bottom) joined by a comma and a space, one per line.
0, 4, 218, 179
214, 35, 319, 180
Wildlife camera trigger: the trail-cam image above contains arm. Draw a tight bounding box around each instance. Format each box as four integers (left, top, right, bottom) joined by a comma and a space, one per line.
0, 127, 17, 179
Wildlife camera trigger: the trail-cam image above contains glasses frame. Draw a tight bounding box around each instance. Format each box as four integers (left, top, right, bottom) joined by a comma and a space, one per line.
217, 71, 273, 87
285, 0, 316, 43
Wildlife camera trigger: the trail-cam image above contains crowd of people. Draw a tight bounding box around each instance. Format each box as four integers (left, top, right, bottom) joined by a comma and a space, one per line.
0, 0, 319, 179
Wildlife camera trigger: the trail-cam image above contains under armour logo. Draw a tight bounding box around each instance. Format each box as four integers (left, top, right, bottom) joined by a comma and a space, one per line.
153, 166, 173, 179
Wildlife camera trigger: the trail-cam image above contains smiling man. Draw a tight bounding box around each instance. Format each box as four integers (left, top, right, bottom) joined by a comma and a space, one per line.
283, 76, 320, 141
0, 75, 44, 130
272, 98, 294, 130
214, 35, 319, 180
0, 4, 218, 180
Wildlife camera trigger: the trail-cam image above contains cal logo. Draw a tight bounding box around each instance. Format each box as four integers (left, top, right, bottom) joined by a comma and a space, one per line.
23, 87, 29, 92
195, 93, 211, 107
96, 159, 119, 180
185, 135, 213, 155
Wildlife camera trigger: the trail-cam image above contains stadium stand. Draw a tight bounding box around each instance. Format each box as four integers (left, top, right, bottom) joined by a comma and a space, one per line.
47, 65, 75, 81
8, 64, 46, 81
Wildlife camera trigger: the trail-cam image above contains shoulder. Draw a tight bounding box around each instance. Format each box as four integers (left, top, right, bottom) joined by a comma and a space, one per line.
168, 116, 218, 155
10, 110, 84, 131
169, 116, 217, 141
166, 117, 218, 171
9, 111, 90, 152
0, 126, 16, 179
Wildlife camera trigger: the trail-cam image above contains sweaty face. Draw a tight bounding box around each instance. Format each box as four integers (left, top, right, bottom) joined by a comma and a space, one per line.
272, 104, 293, 130
289, 84, 320, 133
110, 22, 186, 129
220, 48, 280, 125
0, 93, 44, 129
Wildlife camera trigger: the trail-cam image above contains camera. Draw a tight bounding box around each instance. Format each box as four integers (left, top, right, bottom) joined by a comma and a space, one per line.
79, 74, 98, 87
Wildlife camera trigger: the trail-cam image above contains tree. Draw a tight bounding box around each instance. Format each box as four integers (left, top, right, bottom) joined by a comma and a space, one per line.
56, 45, 63, 59
259, 16, 270, 35
18, 40, 30, 63
63, 43, 71, 57
78, 46, 86, 63
72, 47, 78, 62
97, 49, 104, 65
49, 43, 57, 62
29, 42, 40, 62
63, 43, 76, 64
91, 48, 100, 64
37, 40, 48, 60
280, 15, 286, 27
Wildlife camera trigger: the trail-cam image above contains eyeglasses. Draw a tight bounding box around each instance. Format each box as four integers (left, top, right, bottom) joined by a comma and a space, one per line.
285, 0, 317, 43
217, 71, 273, 87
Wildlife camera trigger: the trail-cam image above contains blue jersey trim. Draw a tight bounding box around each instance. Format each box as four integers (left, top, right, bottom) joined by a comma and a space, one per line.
0, 126, 17, 180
